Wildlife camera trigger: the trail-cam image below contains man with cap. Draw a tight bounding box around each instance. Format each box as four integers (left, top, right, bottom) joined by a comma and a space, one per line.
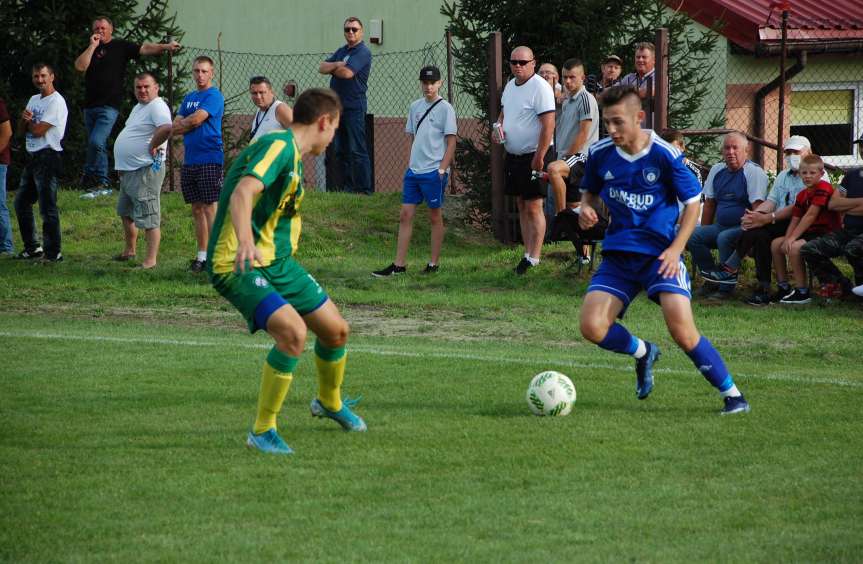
702, 135, 820, 305
801, 136, 863, 300
372, 66, 457, 277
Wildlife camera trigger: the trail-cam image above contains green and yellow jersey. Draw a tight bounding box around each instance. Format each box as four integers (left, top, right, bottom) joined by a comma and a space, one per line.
208, 130, 305, 275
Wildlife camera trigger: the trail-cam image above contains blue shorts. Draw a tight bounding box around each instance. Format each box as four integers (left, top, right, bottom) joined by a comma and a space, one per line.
587, 251, 692, 318
403, 169, 447, 208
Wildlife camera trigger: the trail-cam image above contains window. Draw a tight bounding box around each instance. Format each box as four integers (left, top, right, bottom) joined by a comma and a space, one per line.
790, 84, 862, 166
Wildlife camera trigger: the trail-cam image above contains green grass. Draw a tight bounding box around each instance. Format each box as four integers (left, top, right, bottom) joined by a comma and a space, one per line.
2, 190, 862, 562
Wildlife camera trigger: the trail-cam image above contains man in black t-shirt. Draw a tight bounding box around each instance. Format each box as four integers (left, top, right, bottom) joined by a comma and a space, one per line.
74, 16, 180, 193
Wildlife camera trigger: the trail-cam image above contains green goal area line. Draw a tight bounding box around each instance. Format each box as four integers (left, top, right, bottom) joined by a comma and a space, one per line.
2, 330, 859, 389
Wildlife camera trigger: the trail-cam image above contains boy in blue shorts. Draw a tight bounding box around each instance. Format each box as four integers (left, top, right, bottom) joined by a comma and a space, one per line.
373, 66, 457, 276
578, 86, 750, 415
209, 88, 366, 455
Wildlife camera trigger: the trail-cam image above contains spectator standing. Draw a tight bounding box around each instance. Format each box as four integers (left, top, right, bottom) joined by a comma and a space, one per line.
546, 58, 599, 213
113, 72, 172, 269
372, 66, 457, 277
620, 43, 656, 127
686, 132, 768, 298
0, 97, 13, 255
702, 135, 817, 305
494, 46, 555, 275
771, 154, 841, 304
74, 16, 179, 195
589, 55, 622, 139
538, 63, 563, 107
172, 56, 225, 273
801, 141, 863, 299
249, 76, 293, 142
14, 63, 68, 262
318, 17, 373, 195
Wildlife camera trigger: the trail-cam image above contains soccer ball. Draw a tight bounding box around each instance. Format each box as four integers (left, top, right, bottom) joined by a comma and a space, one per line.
526, 371, 576, 416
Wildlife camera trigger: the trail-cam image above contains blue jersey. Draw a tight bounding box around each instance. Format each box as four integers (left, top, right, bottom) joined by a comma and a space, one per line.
581, 130, 701, 257
178, 87, 225, 165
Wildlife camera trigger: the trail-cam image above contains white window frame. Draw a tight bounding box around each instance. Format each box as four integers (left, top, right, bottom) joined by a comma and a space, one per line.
790, 81, 862, 167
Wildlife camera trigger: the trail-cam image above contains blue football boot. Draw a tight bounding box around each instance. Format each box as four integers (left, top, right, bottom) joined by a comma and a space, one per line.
635, 342, 660, 399
310, 397, 367, 432
720, 394, 751, 415
246, 428, 293, 454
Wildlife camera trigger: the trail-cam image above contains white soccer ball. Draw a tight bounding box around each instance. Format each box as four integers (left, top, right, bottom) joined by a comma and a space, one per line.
526, 371, 576, 416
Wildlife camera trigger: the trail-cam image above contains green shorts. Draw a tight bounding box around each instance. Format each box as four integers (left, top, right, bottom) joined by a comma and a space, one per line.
210, 257, 328, 333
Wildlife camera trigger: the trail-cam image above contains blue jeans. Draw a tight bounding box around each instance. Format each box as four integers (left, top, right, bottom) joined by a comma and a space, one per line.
0, 164, 13, 253
334, 107, 372, 194
687, 223, 742, 275
15, 149, 62, 257
84, 105, 120, 185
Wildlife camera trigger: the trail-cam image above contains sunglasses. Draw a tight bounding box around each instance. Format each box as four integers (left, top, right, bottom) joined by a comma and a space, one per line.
509, 59, 533, 66
344, 27, 360, 33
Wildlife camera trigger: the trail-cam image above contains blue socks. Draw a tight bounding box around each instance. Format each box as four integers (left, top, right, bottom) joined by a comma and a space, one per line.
686, 336, 735, 393
598, 323, 641, 356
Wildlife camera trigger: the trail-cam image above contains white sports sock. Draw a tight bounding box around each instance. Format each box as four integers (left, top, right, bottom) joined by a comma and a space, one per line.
527, 256, 539, 266
196, 250, 207, 262
720, 385, 741, 398
632, 339, 647, 359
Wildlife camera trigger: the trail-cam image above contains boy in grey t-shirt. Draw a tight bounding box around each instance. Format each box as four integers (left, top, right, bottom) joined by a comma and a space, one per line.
373, 66, 457, 277
546, 58, 599, 213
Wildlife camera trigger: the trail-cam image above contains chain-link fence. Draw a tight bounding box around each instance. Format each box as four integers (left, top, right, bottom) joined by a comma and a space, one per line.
660, 26, 863, 173
168, 35, 484, 193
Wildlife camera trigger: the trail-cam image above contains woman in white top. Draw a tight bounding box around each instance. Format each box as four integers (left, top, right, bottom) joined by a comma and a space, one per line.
249, 76, 293, 142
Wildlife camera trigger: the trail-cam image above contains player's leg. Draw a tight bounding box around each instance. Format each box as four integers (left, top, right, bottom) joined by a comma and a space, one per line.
546, 160, 570, 214
374, 170, 419, 277
659, 292, 749, 414
425, 171, 446, 269
121, 217, 138, 257
395, 204, 417, 267
580, 285, 658, 400
780, 238, 812, 304
428, 207, 444, 268
770, 236, 793, 300
304, 300, 367, 431
522, 197, 546, 261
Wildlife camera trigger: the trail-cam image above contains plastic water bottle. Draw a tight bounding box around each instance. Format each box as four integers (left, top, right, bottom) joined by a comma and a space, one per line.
151, 150, 163, 172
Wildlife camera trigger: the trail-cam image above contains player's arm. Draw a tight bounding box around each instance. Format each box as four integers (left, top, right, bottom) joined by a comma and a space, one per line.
785, 205, 818, 243
318, 61, 344, 75
275, 103, 293, 128
230, 176, 266, 273
578, 190, 600, 230
828, 188, 863, 212
658, 199, 699, 278
148, 124, 173, 155
700, 198, 716, 225
565, 118, 592, 156
139, 41, 181, 56
26, 119, 54, 138
0, 119, 12, 154
172, 109, 209, 135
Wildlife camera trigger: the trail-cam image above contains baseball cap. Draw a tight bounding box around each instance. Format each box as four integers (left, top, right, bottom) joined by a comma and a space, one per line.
603, 55, 622, 65
784, 135, 811, 151
419, 66, 441, 81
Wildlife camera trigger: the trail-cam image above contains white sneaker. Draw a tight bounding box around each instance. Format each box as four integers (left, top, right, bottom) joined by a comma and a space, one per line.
853, 284, 863, 297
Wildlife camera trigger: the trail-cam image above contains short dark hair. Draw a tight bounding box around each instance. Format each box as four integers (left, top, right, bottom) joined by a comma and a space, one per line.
598, 85, 640, 108
293, 88, 342, 125
344, 16, 363, 28
93, 16, 113, 27
660, 128, 684, 145
134, 71, 158, 84
635, 42, 655, 54
562, 58, 584, 72
193, 55, 215, 67
249, 76, 272, 87
32, 62, 55, 75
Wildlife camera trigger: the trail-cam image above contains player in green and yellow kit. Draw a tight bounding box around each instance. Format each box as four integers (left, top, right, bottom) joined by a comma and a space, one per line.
208, 88, 366, 455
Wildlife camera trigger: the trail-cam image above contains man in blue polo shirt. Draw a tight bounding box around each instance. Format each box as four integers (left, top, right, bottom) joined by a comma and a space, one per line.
319, 16, 373, 195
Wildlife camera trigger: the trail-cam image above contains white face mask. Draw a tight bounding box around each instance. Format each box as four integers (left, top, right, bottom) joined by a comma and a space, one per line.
785, 154, 801, 171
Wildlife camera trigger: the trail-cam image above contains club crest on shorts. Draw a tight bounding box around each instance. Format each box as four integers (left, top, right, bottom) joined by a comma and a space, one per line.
254, 276, 269, 288
643, 167, 660, 184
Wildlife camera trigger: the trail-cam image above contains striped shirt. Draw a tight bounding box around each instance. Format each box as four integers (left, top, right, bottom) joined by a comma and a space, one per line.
555, 86, 599, 157
209, 129, 305, 274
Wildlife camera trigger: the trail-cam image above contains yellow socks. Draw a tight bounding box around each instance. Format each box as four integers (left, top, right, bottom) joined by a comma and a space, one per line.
314, 341, 347, 411
252, 347, 298, 434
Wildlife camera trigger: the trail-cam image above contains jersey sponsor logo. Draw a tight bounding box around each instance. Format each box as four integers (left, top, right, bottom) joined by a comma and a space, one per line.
643, 167, 660, 185
604, 170, 615, 180
185, 100, 200, 111
608, 187, 654, 211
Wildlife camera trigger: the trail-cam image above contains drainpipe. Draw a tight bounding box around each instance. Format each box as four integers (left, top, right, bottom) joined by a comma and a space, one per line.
753, 51, 806, 167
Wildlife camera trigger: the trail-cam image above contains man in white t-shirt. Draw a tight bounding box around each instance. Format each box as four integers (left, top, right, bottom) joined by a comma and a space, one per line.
14, 63, 68, 262
113, 72, 173, 268
248, 76, 293, 142
493, 45, 556, 275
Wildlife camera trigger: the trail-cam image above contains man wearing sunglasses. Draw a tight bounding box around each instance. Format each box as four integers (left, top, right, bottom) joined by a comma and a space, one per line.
493, 46, 556, 275
318, 17, 373, 195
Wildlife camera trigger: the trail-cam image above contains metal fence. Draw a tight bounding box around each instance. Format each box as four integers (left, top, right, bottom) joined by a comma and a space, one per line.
168, 34, 484, 193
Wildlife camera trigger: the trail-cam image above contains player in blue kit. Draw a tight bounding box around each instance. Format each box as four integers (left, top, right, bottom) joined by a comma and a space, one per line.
578, 86, 750, 415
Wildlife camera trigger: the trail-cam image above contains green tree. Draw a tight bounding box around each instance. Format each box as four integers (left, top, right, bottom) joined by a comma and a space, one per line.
0, 0, 186, 187
442, 0, 723, 224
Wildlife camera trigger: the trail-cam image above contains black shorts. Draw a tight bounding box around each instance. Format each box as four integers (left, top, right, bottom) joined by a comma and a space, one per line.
181, 163, 223, 204
505, 152, 546, 200
564, 157, 587, 203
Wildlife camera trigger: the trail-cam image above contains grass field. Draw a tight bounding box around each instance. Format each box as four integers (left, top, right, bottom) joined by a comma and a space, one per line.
2, 190, 862, 562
